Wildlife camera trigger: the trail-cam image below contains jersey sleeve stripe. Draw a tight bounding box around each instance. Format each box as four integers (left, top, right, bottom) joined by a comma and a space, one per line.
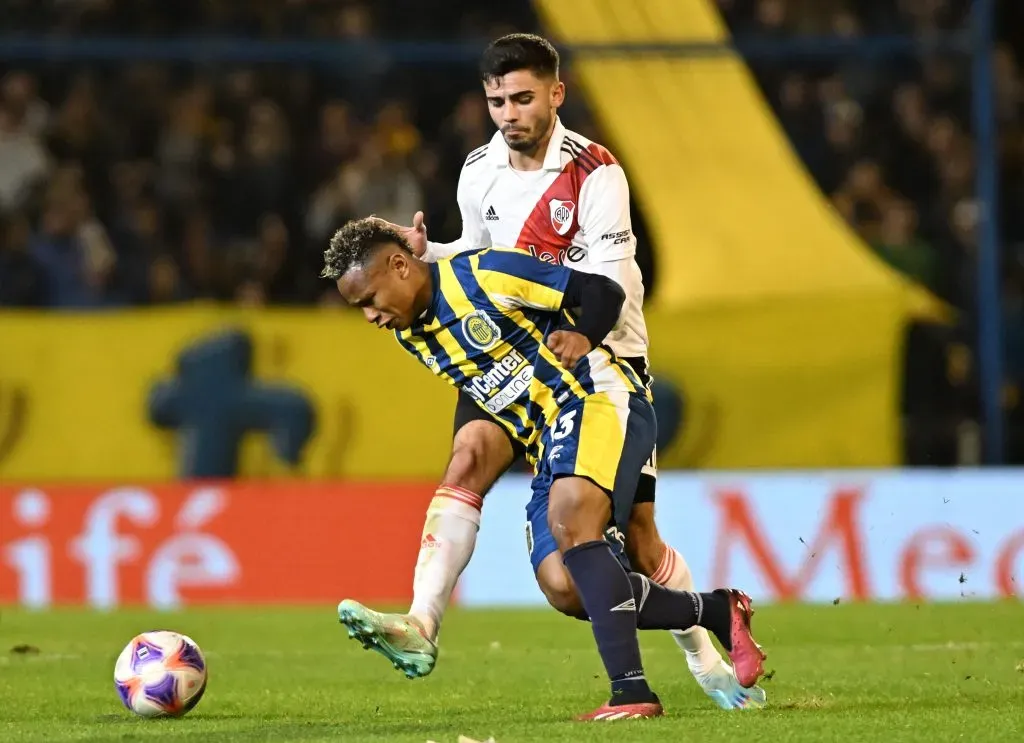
463, 147, 488, 168
562, 139, 602, 173
564, 136, 618, 167
560, 144, 596, 175
562, 144, 602, 177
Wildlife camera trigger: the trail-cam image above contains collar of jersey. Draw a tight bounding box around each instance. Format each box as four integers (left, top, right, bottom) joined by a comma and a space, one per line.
487, 116, 566, 171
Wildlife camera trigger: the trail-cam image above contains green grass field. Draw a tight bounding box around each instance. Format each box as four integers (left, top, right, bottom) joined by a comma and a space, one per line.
3, 602, 1023, 742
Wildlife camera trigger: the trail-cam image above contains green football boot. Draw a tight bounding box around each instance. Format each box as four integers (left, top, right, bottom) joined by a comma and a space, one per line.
337, 599, 437, 679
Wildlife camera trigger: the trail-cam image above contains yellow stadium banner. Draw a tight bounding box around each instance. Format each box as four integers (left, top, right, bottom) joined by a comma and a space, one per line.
651, 293, 907, 469
1, 300, 899, 481
0, 306, 459, 481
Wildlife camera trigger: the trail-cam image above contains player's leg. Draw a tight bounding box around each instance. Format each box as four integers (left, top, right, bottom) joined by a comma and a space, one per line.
530, 455, 767, 709
527, 490, 588, 620
627, 497, 720, 669
542, 392, 766, 719
533, 554, 586, 618
534, 467, 719, 636
534, 392, 661, 718
628, 494, 768, 710
408, 392, 518, 640
338, 392, 515, 679
623, 365, 724, 671
547, 473, 664, 718
535, 489, 736, 674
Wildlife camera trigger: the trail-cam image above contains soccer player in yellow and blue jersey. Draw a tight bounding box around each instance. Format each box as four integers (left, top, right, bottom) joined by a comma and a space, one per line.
322, 218, 766, 720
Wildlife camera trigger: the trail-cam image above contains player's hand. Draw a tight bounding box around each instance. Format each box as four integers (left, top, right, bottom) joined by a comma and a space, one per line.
546, 330, 592, 370
373, 211, 428, 257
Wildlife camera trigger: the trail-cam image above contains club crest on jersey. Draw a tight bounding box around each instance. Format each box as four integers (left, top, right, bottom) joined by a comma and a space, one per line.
461, 310, 502, 351
549, 199, 576, 236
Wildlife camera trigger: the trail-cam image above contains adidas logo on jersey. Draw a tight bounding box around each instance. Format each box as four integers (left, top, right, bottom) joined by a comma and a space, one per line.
484, 205, 499, 221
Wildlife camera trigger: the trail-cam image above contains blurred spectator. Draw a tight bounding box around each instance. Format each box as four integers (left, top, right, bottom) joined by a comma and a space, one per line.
339, 143, 424, 227
0, 212, 45, 306
156, 82, 214, 211
872, 200, 938, 291
0, 102, 50, 213
29, 168, 118, 308
3, 71, 50, 137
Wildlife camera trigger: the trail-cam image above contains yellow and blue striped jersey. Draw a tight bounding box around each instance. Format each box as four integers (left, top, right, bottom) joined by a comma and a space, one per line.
395, 247, 645, 463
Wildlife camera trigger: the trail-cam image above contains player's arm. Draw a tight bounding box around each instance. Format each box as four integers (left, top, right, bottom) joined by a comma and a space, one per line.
555, 271, 626, 363
421, 162, 490, 262
576, 162, 638, 328
474, 250, 625, 369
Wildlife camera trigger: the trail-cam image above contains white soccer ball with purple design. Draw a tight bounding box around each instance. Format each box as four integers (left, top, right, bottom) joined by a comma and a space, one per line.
114, 631, 208, 717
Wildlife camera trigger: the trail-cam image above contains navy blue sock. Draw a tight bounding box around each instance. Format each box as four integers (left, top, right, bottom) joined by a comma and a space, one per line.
563, 541, 658, 705
628, 574, 733, 650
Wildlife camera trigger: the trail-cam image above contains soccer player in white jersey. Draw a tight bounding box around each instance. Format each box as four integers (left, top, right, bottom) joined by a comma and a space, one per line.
341, 33, 766, 711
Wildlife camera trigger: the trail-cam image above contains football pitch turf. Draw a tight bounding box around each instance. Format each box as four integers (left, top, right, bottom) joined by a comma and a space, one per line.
2, 602, 1023, 742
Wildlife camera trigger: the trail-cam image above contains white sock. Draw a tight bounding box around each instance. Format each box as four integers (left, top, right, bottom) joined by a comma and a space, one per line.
651, 546, 725, 677
408, 486, 482, 640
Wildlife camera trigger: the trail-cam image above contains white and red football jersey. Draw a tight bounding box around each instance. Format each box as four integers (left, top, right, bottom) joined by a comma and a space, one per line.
423, 117, 650, 361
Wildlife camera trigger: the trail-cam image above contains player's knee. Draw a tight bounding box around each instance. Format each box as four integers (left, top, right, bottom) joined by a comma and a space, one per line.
443, 421, 514, 495
626, 503, 666, 577
536, 559, 588, 620
547, 477, 608, 550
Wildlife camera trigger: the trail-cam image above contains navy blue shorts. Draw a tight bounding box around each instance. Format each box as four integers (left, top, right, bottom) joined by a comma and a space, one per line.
524, 389, 657, 573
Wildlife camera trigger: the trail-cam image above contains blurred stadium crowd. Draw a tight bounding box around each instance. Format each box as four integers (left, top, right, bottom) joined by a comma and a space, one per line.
0, 0, 556, 308
718, 0, 1023, 463
726, 0, 1023, 313
1, 0, 1019, 311
0, 0, 1021, 460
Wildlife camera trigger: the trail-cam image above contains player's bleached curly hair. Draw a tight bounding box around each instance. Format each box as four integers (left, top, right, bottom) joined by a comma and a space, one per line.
320, 217, 413, 281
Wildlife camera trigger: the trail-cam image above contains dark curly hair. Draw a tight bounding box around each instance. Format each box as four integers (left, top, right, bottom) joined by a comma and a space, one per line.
321, 218, 412, 281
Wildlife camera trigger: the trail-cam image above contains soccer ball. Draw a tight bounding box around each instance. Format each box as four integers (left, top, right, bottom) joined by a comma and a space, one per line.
114, 631, 208, 718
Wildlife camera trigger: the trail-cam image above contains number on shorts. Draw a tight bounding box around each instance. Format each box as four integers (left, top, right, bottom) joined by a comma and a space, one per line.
551, 409, 578, 441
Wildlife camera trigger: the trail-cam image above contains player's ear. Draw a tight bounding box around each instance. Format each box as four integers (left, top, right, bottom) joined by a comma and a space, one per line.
550, 80, 565, 108
388, 249, 409, 277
